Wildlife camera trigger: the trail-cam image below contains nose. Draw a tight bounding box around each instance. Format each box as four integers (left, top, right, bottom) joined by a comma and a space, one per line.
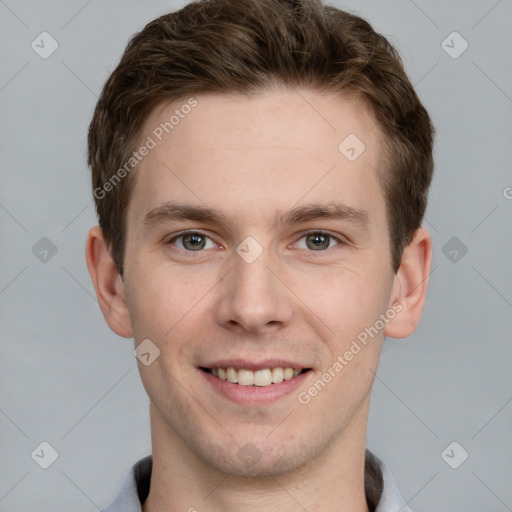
215, 245, 294, 335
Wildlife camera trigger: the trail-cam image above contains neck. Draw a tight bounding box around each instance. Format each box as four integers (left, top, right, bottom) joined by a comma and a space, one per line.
142, 401, 371, 512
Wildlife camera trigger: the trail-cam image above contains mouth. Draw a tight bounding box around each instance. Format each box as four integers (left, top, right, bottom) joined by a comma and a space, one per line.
199, 366, 312, 387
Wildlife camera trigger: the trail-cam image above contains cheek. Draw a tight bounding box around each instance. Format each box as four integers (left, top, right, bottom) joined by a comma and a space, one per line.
301, 265, 390, 342
304, 277, 384, 413
126, 267, 199, 343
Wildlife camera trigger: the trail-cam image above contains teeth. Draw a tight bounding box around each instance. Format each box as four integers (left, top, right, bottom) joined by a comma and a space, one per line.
237, 369, 254, 385
209, 367, 305, 386
226, 367, 237, 383
271, 367, 283, 384
254, 369, 272, 386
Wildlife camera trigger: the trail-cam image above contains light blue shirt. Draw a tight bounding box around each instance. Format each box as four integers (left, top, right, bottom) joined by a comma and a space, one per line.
103, 450, 412, 512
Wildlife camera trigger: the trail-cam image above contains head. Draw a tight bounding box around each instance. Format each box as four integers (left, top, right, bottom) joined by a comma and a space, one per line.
86, 0, 433, 479
89, 0, 434, 278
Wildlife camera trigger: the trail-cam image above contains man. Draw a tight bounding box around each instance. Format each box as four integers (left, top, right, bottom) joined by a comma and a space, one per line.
85, 0, 434, 510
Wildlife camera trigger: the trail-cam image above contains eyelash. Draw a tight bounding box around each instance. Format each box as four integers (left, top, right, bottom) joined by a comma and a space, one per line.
165, 229, 345, 254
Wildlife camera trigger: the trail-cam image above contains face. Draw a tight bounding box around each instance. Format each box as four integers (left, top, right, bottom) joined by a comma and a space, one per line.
121, 89, 398, 477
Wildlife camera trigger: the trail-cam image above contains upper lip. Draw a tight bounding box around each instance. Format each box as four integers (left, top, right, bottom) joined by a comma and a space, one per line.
200, 359, 312, 371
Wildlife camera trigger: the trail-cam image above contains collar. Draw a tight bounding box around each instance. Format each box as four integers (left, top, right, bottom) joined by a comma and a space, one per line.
103, 450, 411, 512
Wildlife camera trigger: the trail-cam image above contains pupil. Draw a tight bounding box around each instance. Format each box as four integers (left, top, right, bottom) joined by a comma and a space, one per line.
308, 233, 329, 250
185, 234, 204, 250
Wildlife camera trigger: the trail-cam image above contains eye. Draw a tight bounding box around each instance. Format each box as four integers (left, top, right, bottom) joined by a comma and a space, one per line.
294, 231, 342, 251
166, 231, 217, 251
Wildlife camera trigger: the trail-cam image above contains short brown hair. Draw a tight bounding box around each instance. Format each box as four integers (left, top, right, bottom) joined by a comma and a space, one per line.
88, 0, 434, 276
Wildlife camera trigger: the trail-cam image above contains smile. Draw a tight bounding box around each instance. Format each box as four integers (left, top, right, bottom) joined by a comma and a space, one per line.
201, 367, 311, 387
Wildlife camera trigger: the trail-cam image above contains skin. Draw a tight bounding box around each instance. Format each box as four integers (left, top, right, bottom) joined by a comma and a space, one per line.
86, 88, 432, 512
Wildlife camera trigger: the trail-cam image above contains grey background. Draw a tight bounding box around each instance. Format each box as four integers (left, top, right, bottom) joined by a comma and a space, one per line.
1, 0, 511, 510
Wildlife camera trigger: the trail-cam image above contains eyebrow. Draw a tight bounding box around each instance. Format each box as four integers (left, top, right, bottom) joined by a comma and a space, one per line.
281, 203, 369, 227
142, 201, 370, 230
143, 202, 230, 228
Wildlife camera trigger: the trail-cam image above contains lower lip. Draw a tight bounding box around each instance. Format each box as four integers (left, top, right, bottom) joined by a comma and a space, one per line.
199, 369, 312, 404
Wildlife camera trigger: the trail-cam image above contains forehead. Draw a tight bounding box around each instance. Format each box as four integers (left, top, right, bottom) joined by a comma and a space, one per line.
126, 89, 386, 232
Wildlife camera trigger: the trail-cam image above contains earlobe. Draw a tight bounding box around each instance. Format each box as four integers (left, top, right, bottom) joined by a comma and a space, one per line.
85, 226, 133, 338
383, 228, 432, 339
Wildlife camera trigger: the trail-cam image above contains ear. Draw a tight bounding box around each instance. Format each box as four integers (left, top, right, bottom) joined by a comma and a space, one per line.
384, 227, 432, 339
85, 226, 133, 338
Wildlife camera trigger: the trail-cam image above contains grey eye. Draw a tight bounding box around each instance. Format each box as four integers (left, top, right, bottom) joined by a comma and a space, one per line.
181, 233, 207, 251
295, 232, 340, 251
306, 233, 330, 250
168, 232, 216, 251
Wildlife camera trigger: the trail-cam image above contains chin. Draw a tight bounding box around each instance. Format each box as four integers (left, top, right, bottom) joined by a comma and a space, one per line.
194, 435, 321, 480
